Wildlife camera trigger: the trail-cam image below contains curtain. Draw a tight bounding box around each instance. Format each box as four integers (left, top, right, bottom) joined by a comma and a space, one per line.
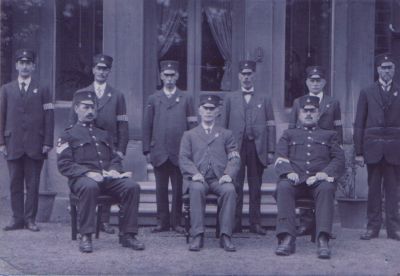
204, 1, 232, 91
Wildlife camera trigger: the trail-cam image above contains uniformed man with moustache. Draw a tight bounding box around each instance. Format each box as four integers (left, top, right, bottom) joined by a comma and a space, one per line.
69, 54, 129, 234
274, 96, 345, 259
221, 60, 276, 235
142, 60, 196, 234
0, 49, 54, 232
289, 66, 343, 236
58, 90, 144, 253
179, 94, 240, 252
355, 53, 400, 241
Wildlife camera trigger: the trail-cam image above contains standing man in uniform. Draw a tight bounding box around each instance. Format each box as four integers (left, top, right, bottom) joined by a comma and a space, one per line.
180, 94, 240, 252
58, 90, 144, 253
142, 60, 196, 234
221, 60, 276, 235
274, 96, 345, 259
69, 54, 129, 234
289, 66, 343, 236
355, 53, 400, 241
0, 49, 54, 232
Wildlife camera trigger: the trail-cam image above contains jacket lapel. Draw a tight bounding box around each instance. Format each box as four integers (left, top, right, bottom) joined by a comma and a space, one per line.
207, 126, 221, 145
371, 82, 386, 110
167, 89, 181, 109
319, 95, 330, 114
233, 91, 245, 119
98, 84, 112, 110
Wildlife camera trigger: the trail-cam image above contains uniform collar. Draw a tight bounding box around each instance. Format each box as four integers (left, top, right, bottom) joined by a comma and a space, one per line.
201, 122, 215, 132
309, 91, 323, 102
163, 86, 177, 97
77, 121, 95, 128
299, 125, 317, 131
18, 76, 31, 88
379, 78, 392, 88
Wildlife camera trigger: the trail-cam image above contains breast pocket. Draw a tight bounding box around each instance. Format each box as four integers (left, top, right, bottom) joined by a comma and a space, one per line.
313, 138, 331, 156
70, 140, 96, 161
288, 140, 305, 158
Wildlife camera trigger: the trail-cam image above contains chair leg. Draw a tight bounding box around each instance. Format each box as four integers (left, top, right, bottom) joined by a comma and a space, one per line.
183, 202, 190, 244
310, 211, 316, 243
96, 205, 103, 239
216, 205, 220, 238
71, 203, 78, 241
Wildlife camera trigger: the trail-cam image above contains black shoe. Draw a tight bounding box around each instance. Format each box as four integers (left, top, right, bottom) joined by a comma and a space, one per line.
100, 222, 115, 234
219, 234, 236, 252
387, 231, 400, 241
151, 225, 170, 233
249, 224, 267, 236
3, 220, 24, 231
360, 229, 379, 240
120, 234, 145, 250
275, 234, 296, 256
25, 221, 40, 232
172, 225, 185, 234
317, 233, 331, 259
189, 234, 204, 251
79, 234, 93, 253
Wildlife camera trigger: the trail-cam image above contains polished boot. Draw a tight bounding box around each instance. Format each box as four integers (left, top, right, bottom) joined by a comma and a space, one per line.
100, 222, 115, 234
79, 234, 93, 253
120, 233, 145, 250
219, 234, 236, 252
249, 224, 267, 236
189, 234, 204, 251
3, 219, 24, 231
317, 233, 331, 259
387, 231, 400, 241
360, 229, 379, 240
172, 225, 185, 234
25, 220, 40, 232
275, 234, 296, 256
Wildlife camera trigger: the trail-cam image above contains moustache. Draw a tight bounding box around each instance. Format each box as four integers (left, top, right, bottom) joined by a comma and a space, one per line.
86, 113, 94, 118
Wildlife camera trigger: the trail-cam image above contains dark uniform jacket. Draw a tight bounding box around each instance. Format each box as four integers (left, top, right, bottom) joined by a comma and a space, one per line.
142, 89, 196, 167
289, 94, 343, 144
274, 126, 345, 184
0, 79, 54, 160
354, 81, 400, 165
69, 83, 129, 154
179, 125, 241, 193
221, 91, 276, 166
57, 122, 123, 186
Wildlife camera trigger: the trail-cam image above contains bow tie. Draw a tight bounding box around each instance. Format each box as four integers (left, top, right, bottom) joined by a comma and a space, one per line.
242, 91, 253, 96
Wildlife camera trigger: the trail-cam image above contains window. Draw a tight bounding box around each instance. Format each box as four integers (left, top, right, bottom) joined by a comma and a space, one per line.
55, 0, 103, 101
285, 0, 332, 107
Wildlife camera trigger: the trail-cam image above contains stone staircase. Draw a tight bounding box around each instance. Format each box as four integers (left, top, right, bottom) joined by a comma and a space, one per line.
110, 182, 278, 227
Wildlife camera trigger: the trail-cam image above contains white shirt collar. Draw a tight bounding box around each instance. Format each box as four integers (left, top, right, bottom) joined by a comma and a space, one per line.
94, 82, 107, 98
241, 87, 254, 92
163, 86, 177, 96
18, 76, 31, 88
309, 91, 323, 102
379, 78, 392, 87
201, 122, 215, 132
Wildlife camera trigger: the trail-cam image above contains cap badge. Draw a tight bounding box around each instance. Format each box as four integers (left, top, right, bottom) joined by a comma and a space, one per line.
245, 63, 248, 67
168, 64, 171, 67
307, 98, 311, 103
384, 56, 388, 60
208, 97, 212, 101
23, 51, 27, 55
88, 93, 92, 98
101, 57, 105, 61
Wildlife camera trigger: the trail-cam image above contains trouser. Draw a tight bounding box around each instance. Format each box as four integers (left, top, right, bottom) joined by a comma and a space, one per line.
188, 173, 236, 237
70, 176, 140, 235
235, 138, 265, 228
154, 159, 183, 229
7, 154, 44, 223
366, 159, 400, 234
276, 179, 335, 238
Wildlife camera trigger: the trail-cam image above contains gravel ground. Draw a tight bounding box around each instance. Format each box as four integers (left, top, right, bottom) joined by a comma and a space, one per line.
0, 220, 399, 276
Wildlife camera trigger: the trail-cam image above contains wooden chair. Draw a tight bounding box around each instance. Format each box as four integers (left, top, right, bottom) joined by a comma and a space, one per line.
69, 194, 121, 240
182, 193, 220, 243
295, 197, 316, 242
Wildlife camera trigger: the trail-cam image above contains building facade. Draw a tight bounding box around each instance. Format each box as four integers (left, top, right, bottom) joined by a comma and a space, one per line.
1, 0, 399, 220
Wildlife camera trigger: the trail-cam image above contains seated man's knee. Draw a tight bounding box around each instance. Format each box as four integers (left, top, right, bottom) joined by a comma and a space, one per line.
77, 178, 100, 195
221, 183, 236, 195
123, 179, 141, 193
317, 181, 335, 194
277, 179, 294, 192
189, 181, 206, 194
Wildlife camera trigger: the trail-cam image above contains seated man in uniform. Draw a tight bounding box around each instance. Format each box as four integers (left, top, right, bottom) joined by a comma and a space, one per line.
274, 96, 345, 259
179, 94, 240, 252
57, 90, 145, 253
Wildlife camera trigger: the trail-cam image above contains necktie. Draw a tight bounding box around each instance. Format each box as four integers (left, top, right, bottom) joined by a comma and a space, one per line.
96, 87, 104, 98
20, 82, 26, 93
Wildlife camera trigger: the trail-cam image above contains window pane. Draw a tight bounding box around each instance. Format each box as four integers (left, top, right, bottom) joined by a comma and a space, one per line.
285, 0, 331, 107
201, 0, 232, 91
55, 0, 103, 101
0, 1, 44, 85
156, 0, 188, 90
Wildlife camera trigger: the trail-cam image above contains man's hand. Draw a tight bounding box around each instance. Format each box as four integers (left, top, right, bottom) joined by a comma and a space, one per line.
145, 153, 151, 164
42, 145, 52, 154
192, 173, 204, 183
219, 174, 232, 184
267, 153, 274, 164
0, 145, 7, 156
355, 155, 364, 167
86, 172, 104, 182
116, 151, 124, 159
315, 172, 329, 181
287, 172, 299, 185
